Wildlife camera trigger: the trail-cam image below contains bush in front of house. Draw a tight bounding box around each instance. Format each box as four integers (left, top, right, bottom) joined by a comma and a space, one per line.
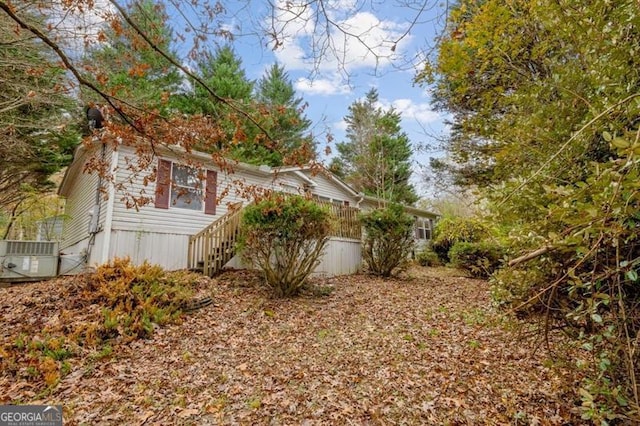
431, 216, 491, 263
240, 194, 332, 297
448, 241, 505, 278
416, 249, 441, 267
360, 203, 415, 277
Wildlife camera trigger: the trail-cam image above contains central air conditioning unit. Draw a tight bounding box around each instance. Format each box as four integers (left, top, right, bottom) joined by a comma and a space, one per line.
0, 240, 59, 281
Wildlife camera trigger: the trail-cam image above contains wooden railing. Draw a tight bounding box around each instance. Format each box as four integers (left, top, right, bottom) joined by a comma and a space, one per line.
315, 201, 361, 240
187, 202, 244, 277
188, 198, 361, 277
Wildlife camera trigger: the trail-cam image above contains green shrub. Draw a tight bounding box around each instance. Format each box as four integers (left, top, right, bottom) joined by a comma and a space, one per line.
449, 241, 505, 278
416, 249, 440, 267
489, 263, 550, 309
431, 216, 491, 263
240, 194, 332, 297
360, 204, 415, 277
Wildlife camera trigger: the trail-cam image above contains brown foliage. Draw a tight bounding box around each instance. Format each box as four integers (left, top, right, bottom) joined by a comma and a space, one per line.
1, 267, 584, 423
0, 258, 207, 393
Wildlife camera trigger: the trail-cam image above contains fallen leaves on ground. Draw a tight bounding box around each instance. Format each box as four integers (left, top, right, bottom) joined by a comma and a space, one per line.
1, 266, 583, 424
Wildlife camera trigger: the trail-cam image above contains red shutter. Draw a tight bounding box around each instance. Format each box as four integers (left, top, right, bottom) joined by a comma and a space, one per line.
155, 159, 171, 209
343, 200, 350, 207
205, 170, 217, 215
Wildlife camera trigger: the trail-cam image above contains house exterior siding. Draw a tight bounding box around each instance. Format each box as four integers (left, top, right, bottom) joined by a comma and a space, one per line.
59, 144, 112, 255
223, 237, 362, 277
314, 238, 362, 276
306, 172, 358, 205
109, 230, 189, 270
111, 146, 299, 235
105, 146, 311, 270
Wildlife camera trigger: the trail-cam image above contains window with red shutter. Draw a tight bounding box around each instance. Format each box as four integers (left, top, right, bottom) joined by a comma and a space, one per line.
155, 159, 216, 214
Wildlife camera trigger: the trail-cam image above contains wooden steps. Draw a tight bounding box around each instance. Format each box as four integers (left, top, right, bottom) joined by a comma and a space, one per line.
187, 202, 244, 277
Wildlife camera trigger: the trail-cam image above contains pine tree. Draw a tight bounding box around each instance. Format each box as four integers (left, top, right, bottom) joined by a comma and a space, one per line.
331, 88, 417, 205
255, 63, 315, 165
186, 45, 282, 164
0, 11, 78, 232
83, 0, 183, 115
188, 45, 254, 117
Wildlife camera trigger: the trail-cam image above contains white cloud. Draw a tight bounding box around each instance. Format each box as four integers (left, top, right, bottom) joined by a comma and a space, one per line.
294, 77, 351, 96
331, 12, 409, 69
49, 0, 113, 49
325, 0, 358, 12
270, 1, 412, 74
270, 0, 316, 40
380, 98, 442, 125
272, 41, 310, 71
333, 119, 348, 131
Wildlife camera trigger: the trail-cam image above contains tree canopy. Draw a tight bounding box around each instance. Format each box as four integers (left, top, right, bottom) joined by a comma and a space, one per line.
186, 45, 254, 117
0, 10, 78, 233
331, 89, 417, 205
0, 0, 433, 206
423, 0, 640, 418
254, 63, 315, 166
82, 0, 184, 115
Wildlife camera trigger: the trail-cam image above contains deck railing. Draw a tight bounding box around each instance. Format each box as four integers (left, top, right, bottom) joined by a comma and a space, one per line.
315, 201, 361, 240
188, 198, 361, 277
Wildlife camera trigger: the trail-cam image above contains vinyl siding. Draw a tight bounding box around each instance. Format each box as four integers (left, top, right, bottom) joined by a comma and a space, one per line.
60, 146, 112, 251
301, 171, 358, 205
109, 230, 189, 270
313, 238, 362, 276
227, 237, 362, 277
110, 146, 299, 236
61, 146, 385, 274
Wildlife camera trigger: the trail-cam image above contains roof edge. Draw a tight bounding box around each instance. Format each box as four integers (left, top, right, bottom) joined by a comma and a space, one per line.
360, 195, 438, 218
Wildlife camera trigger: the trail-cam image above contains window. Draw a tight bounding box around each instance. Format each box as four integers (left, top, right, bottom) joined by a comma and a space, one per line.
155, 159, 217, 215
170, 164, 203, 210
415, 218, 432, 240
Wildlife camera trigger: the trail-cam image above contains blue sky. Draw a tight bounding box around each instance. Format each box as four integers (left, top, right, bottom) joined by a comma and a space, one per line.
191, 0, 451, 195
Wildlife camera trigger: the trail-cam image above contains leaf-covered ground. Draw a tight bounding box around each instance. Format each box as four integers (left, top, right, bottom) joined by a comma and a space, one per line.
1, 267, 583, 425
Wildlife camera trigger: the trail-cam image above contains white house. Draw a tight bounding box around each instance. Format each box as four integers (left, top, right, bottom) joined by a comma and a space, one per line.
57, 140, 437, 276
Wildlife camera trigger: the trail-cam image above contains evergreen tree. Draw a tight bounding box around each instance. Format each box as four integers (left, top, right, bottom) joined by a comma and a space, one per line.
83, 0, 183, 114
179, 45, 275, 163
187, 45, 254, 117
255, 63, 315, 165
0, 11, 78, 232
331, 89, 417, 205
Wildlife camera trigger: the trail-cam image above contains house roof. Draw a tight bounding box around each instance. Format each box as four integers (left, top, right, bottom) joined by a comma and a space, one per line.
360, 195, 439, 219
272, 165, 360, 198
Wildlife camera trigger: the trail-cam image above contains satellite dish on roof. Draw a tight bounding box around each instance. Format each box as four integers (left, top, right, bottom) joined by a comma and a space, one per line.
86, 106, 104, 129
